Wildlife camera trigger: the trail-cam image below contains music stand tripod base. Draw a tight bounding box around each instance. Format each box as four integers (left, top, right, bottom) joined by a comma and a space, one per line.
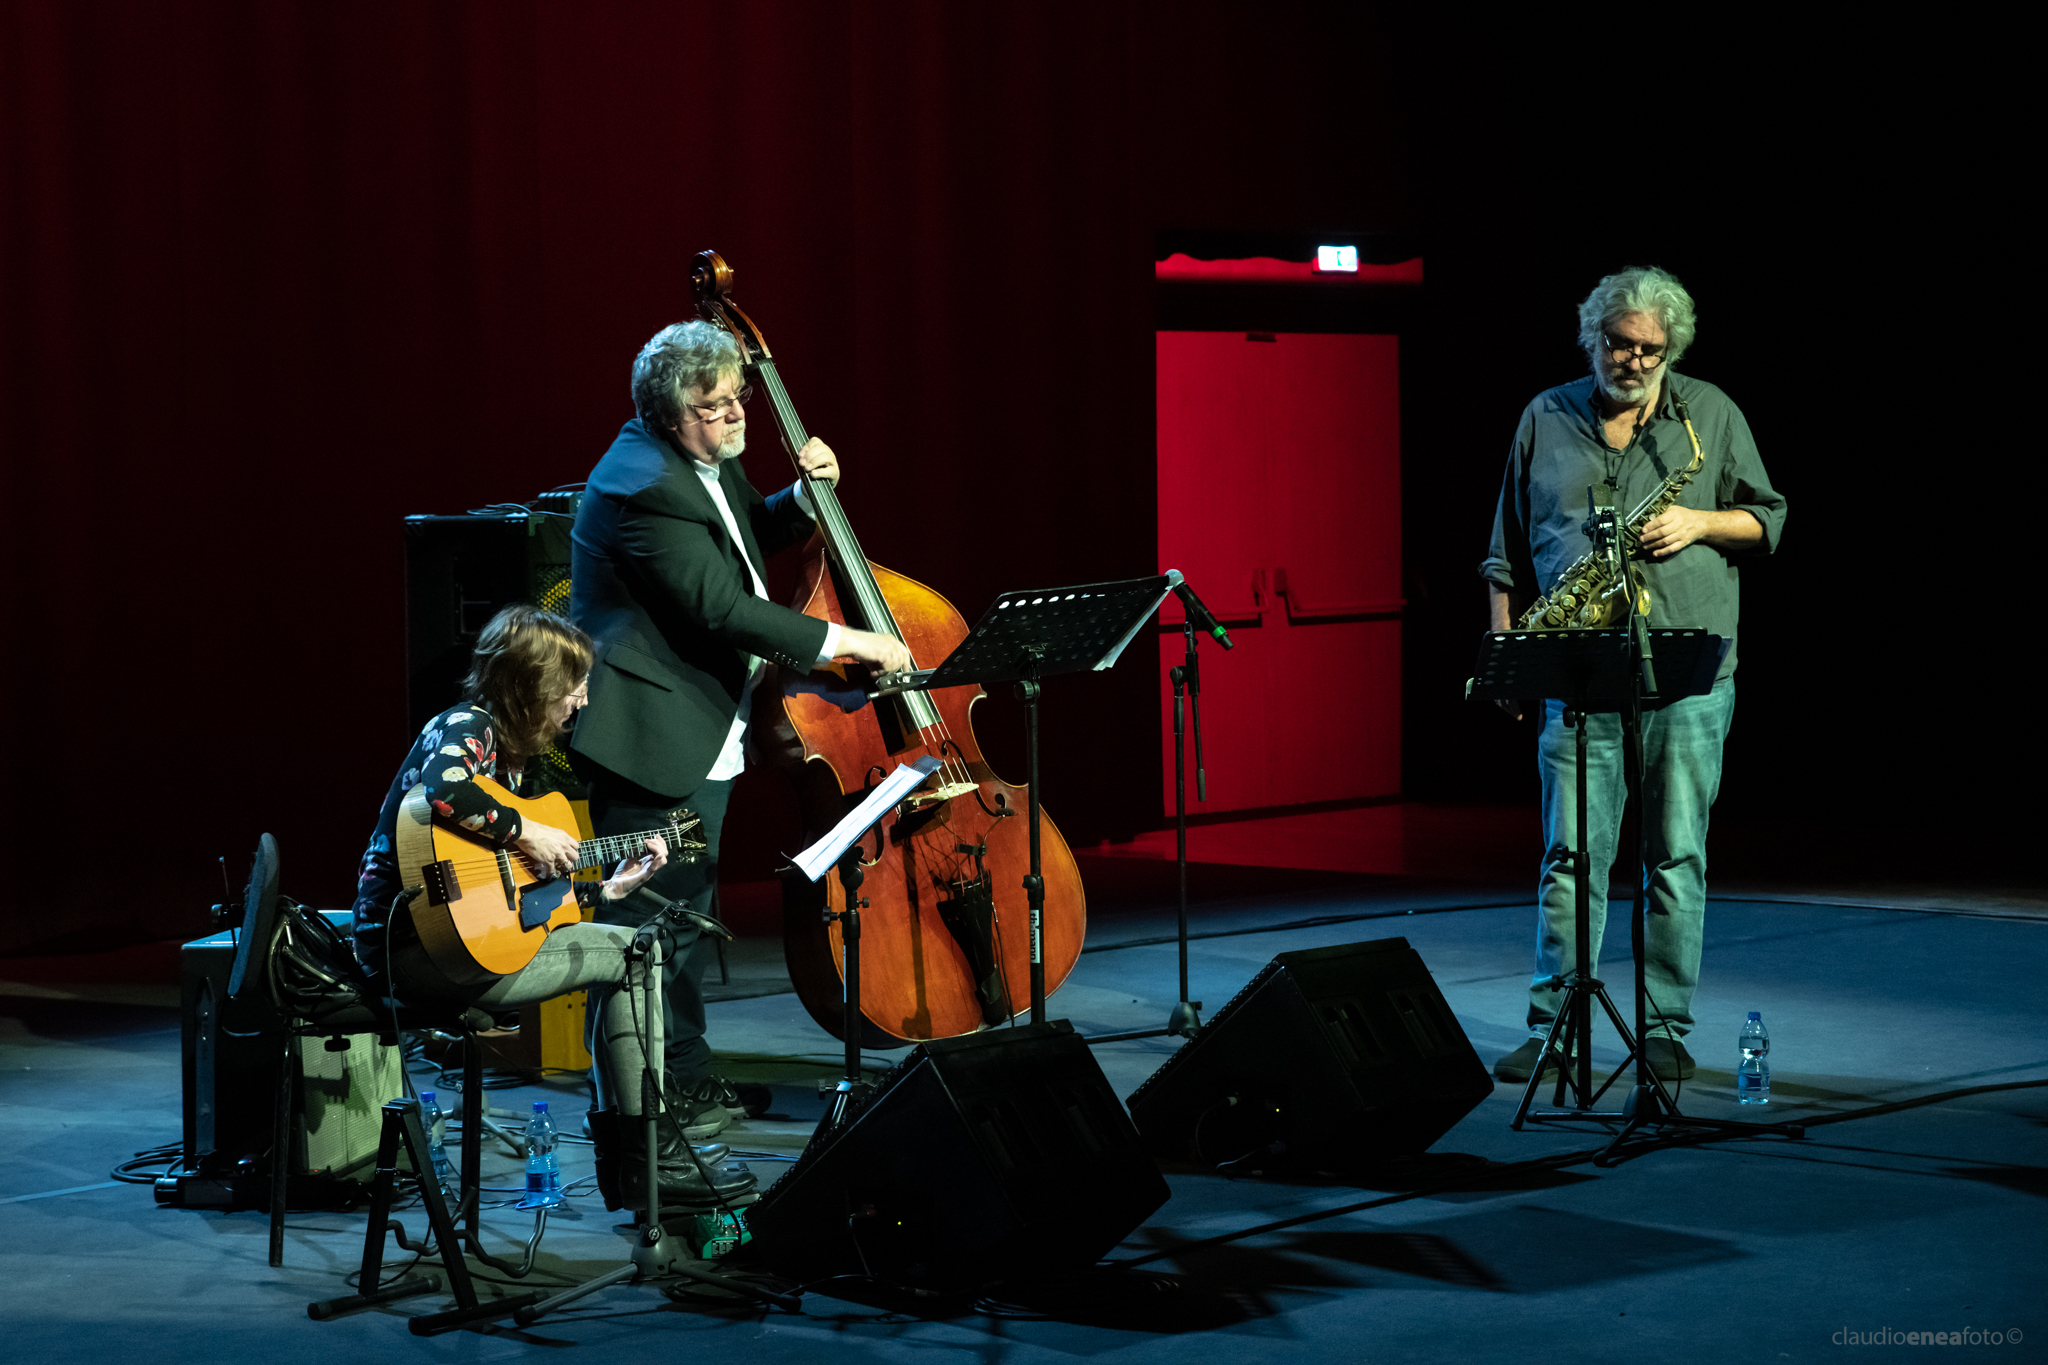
1468, 629, 1720, 1134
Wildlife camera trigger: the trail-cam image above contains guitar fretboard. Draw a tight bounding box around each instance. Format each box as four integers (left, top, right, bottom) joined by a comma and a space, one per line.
576, 816, 704, 872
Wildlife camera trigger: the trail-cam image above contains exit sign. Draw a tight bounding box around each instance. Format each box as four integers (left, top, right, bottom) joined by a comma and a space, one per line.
1315, 245, 1359, 273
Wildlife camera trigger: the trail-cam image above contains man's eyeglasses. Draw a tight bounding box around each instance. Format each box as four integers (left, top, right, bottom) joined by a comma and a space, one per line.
685, 385, 754, 423
1603, 334, 1666, 370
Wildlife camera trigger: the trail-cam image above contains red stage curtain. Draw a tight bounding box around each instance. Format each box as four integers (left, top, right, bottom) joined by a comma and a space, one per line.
0, 1, 1164, 945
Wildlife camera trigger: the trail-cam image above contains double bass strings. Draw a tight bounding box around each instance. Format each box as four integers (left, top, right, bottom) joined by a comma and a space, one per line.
755, 361, 976, 797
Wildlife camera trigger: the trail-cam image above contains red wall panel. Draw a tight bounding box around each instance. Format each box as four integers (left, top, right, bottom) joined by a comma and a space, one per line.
1156, 331, 1401, 813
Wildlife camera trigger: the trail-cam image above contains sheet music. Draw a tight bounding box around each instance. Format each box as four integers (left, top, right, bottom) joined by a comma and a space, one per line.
1096, 584, 1176, 669
792, 756, 941, 882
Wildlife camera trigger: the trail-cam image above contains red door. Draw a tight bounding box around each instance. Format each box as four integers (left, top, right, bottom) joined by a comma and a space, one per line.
1156, 330, 1402, 813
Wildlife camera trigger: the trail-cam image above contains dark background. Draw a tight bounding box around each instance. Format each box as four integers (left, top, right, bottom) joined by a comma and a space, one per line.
0, 4, 2017, 954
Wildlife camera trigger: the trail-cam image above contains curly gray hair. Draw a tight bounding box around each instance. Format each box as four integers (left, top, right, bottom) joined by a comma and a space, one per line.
1576, 266, 1697, 369
631, 320, 745, 433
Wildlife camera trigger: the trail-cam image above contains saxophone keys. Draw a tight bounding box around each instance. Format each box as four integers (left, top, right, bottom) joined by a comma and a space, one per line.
1636, 587, 1653, 616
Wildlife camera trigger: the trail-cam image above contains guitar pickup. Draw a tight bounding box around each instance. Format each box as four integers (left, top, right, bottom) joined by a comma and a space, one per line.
422, 859, 462, 903
518, 877, 573, 932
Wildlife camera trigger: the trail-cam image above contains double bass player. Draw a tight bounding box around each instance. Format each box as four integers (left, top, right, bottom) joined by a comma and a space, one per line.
569, 319, 912, 1139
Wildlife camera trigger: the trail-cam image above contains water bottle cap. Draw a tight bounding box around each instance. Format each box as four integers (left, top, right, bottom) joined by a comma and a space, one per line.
1747, 1011, 1761, 1020
533, 1100, 549, 1113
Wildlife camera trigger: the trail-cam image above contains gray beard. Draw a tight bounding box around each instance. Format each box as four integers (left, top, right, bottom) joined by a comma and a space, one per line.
1597, 368, 1661, 410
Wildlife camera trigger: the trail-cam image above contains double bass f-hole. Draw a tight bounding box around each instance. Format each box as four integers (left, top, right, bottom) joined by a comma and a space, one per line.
947, 733, 1011, 820
851, 765, 889, 865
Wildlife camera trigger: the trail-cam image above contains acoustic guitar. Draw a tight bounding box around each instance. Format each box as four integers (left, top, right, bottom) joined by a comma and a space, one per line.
395, 774, 704, 983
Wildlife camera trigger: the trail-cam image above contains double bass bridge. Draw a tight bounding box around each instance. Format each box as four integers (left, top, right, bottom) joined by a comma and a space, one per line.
902, 781, 977, 811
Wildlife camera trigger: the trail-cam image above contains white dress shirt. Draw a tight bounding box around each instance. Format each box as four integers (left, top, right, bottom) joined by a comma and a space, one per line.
691, 458, 842, 779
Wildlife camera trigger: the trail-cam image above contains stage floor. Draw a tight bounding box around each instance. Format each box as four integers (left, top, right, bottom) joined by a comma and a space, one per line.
3, 851, 2044, 1363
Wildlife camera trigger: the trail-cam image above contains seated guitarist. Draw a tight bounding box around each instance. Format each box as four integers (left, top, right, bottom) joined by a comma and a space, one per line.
350, 602, 753, 1209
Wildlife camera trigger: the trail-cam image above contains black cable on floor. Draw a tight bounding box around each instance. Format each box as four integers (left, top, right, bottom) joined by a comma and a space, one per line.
110, 1142, 184, 1183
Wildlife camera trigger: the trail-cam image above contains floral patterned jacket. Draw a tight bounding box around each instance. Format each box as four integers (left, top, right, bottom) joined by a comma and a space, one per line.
351, 703, 526, 955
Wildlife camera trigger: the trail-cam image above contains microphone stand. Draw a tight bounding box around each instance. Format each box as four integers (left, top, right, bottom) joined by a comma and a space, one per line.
516, 901, 794, 1323
1166, 618, 1205, 1037
815, 845, 870, 1141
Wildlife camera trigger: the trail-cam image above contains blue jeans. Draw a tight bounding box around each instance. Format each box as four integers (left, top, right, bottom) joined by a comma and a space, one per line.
1527, 676, 1735, 1042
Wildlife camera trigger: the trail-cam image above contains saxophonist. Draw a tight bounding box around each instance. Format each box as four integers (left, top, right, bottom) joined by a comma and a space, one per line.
1482, 266, 1788, 1086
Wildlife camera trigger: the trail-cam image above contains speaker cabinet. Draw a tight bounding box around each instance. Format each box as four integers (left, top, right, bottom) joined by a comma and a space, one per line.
744, 1021, 1170, 1291
1126, 937, 1491, 1168
402, 490, 579, 737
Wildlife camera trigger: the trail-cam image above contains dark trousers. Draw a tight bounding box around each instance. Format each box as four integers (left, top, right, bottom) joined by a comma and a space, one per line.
585, 770, 731, 1088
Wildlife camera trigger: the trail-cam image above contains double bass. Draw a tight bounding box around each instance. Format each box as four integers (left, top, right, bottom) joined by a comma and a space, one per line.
689, 250, 1086, 1047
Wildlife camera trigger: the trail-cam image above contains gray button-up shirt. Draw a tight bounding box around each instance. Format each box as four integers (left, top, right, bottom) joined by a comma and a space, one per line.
1480, 371, 1787, 679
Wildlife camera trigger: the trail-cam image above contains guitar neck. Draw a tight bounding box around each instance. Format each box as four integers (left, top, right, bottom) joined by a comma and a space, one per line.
577, 819, 694, 872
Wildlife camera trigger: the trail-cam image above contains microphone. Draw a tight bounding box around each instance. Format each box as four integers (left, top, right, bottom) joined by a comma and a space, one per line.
1165, 569, 1233, 650
648, 895, 736, 942
626, 894, 736, 963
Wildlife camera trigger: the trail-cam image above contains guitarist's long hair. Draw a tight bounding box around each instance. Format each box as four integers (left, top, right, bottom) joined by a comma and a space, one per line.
462, 604, 594, 770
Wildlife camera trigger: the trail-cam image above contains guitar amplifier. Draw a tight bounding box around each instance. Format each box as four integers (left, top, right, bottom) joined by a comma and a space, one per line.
159, 917, 402, 1210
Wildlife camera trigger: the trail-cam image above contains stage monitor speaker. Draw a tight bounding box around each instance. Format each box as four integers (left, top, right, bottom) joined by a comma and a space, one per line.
1125, 937, 1492, 1168
743, 1020, 1170, 1292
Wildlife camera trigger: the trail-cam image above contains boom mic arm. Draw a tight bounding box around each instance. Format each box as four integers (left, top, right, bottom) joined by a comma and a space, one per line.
628, 894, 736, 961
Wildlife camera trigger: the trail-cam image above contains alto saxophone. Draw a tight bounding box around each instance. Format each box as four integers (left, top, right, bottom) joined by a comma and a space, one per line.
1516, 392, 1707, 631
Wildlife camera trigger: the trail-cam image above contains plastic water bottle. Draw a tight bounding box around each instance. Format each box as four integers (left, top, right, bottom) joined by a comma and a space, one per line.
1737, 1012, 1771, 1104
417, 1090, 456, 1194
519, 1100, 564, 1209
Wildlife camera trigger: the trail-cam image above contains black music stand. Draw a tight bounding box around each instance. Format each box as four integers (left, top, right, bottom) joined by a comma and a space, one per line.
1469, 626, 1727, 1139
786, 757, 941, 1142
877, 576, 1174, 1024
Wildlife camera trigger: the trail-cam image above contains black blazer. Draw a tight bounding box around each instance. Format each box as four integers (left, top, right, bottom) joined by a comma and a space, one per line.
569, 419, 830, 797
